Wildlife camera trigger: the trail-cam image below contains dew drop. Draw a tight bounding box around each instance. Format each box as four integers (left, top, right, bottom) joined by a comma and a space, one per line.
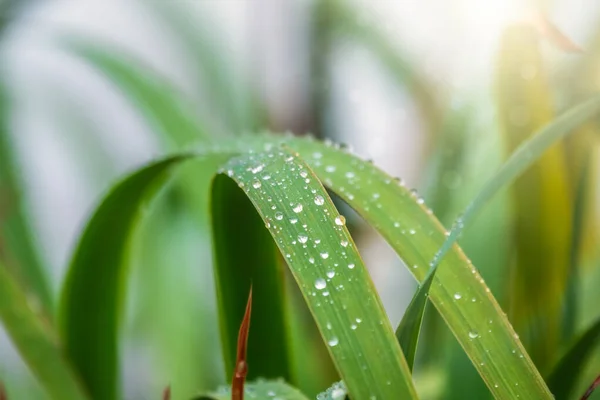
315, 279, 327, 290
250, 164, 264, 174
290, 217, 298, 224
309, 257, 315, 264
345, 171, 355, 179
300, 170, 308, 178
408, 229, 416, 235
325, 165, 336, 173
275, 212, 283, 220
348, 263, 355, 269
320, 252, 329, 259
454, 293, 462, 300
326, 271, 335, 279
328, 336, 339, 347
298, 235, 308, 244
293, 204, 303, 213
468, 331, 479, 339
314, 195, 325, 206
252, 180, 261, 189
340, 239, 348, 247
335, 215, 346, 226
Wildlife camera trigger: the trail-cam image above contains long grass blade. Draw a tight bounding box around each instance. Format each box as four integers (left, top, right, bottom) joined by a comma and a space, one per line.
221, 148, 418, 399
282, 137, 552, 399
547, 317, 600, 400
58, 155, 196, 399
0, 261, 87, 400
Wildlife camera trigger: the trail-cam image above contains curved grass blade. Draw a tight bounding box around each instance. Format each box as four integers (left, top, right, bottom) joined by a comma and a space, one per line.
62, 40, 210, 148
58, 155, 197, 400
211, 176, 292, 382
221, 148, 417, 399
282, 137, 552, 399
395, 268, 434, 371
0, 261, 87, 400
495, 23, 572, 369
547, 317, 600, 400
194, 379, 310, 400
0, 88, 52, 313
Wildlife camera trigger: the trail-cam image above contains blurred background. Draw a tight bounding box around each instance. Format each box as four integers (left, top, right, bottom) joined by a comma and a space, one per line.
1, 0, 600, 399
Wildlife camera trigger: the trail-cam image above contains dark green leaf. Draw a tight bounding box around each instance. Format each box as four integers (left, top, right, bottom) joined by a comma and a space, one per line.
547, 317, 600, 400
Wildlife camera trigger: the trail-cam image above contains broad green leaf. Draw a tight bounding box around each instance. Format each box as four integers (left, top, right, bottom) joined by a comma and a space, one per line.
0, 260, 87, 400
210, 175, 292, 382
0, 86, 52, 313
395, 267, 434, 371
58, 155, 197, 400
283, 137, 553, 399
221, 148, 417, 399
195, 379, 310, 400
495, 23, 572, 370
547, 316, 600, 400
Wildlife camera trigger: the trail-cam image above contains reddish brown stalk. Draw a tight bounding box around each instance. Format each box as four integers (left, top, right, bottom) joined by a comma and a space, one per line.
162, 385, 171, 400
231, 286, 253, 400
0, 381, 7, 400
581, 373, 600, 400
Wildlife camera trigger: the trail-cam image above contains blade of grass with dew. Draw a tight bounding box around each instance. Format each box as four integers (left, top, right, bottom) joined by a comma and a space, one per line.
546, 316, 600, 400
145, 2, 264, 133
210, 174, 292, 383
194, 380, 311, 400
283, 91, 600, 399
220, 147, 418, 399
282, 136, 552, 398
395, 267, 434, 372
0, 87, 52, 313
495, 23, 572, 370
59, 145, 418, 399
0, 261, 87, 400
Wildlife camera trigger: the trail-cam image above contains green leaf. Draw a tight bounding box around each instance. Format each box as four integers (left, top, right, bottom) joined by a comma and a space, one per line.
546, 316, 600, 400
395, 266, 435, 371
283, 137, 553, 399
210, 175, 292, 382
0, 85, 52, 313
194, 379, 310, 400
220, 148, 417, 399
0, 261, 87, 400
495, 23, 572, 370
58, 155, 196, 400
